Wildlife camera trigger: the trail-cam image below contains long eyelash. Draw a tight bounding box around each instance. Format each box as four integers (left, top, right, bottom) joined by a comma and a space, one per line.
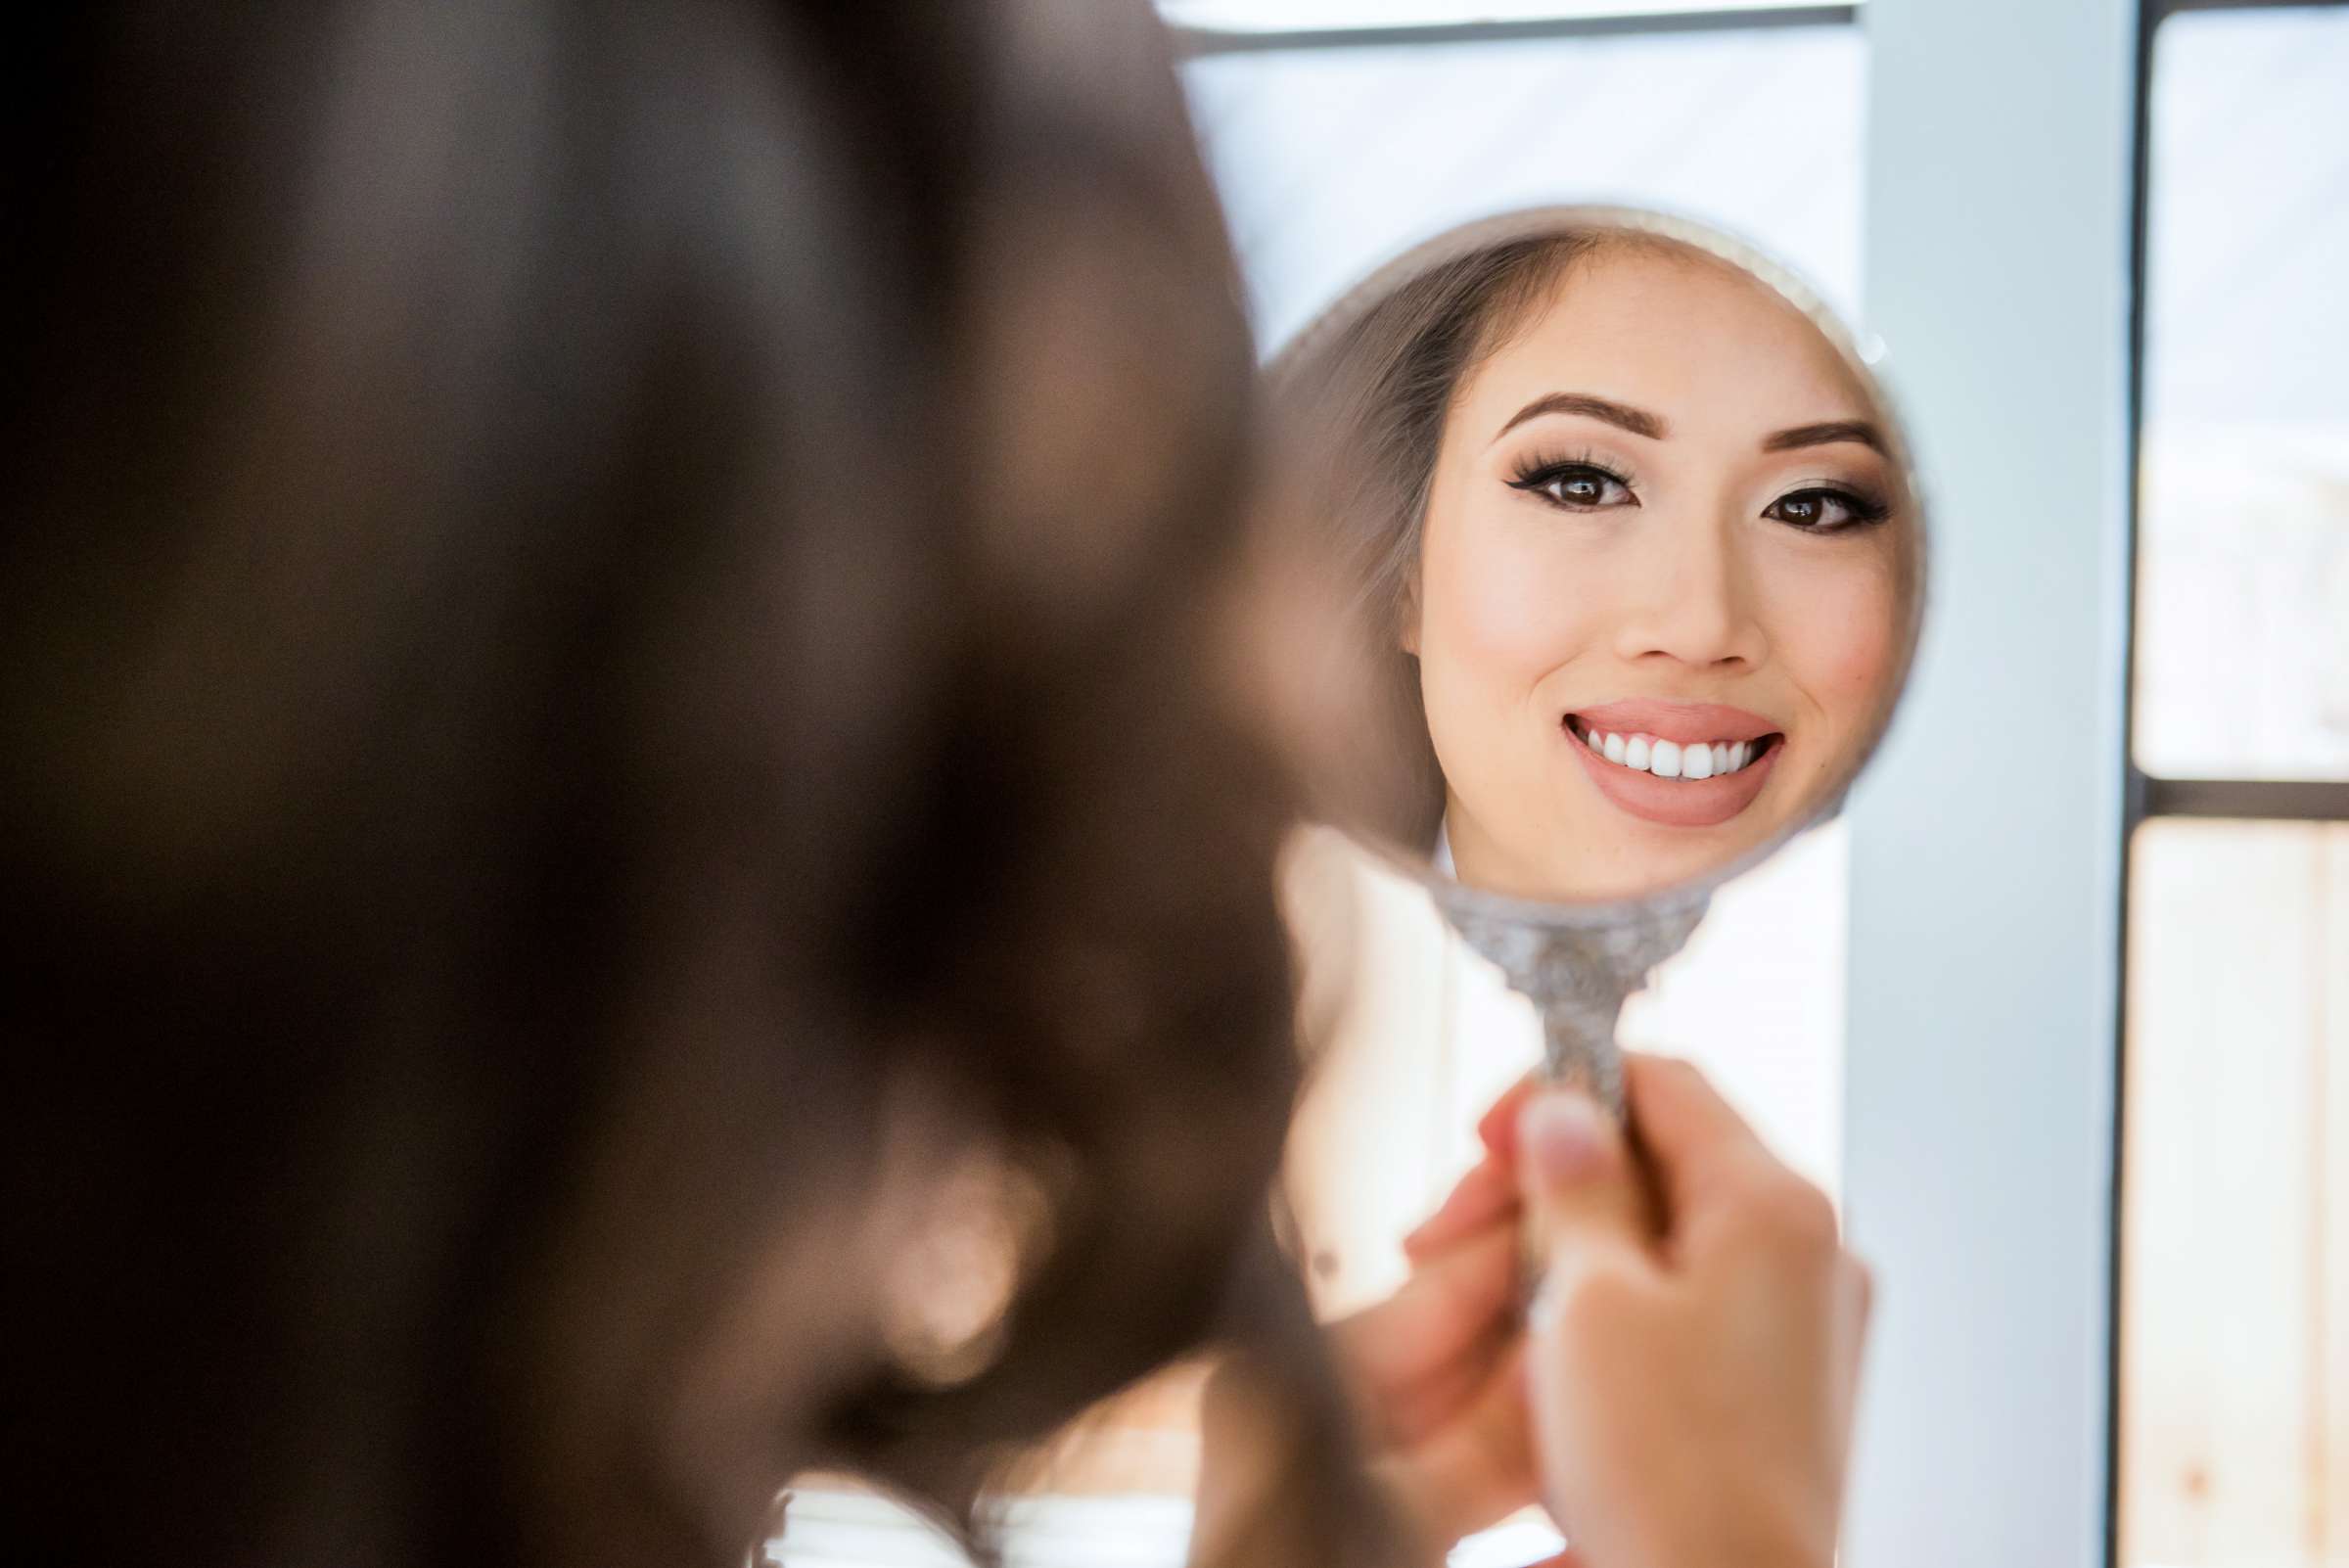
1505, 450, 1635, 492
1784, 484, 1893, 530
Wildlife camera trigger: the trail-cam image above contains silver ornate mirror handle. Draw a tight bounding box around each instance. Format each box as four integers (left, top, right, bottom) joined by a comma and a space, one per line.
1436, 890, 1710, 1120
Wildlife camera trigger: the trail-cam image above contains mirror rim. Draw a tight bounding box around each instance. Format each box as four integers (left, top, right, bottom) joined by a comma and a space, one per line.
1267, 202, 1930, 932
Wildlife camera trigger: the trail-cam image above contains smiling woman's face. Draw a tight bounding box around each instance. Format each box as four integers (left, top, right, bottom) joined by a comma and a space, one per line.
1410, 242, 1906, 901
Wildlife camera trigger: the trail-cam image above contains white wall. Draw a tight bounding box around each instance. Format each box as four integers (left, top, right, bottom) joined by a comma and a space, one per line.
1845, 0, 2137, 1560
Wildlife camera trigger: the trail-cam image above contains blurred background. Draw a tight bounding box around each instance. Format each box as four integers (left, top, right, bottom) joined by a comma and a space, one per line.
776, 3, 2349, 1565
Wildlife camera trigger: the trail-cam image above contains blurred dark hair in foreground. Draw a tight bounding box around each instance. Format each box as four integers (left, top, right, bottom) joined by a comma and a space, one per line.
0, 5, 1391, 1566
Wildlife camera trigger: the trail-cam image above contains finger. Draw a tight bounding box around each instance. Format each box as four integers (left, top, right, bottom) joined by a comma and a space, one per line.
1370, 1315, 1513, 1452
1373, 1337, 1540, 1543
1621, 1052, 1777, 1237
1402, 1153, 1517, 1261
1328, 1223, 1519, 1418
1403, 1070, 1543, 1260
1475, 1070, 1542, 1159
1403, 1072, 1543, 1261
1515, 1088, 1647, 1285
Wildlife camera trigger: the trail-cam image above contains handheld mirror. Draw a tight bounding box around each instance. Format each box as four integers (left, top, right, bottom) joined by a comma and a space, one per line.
1267, 207, 1926, 1114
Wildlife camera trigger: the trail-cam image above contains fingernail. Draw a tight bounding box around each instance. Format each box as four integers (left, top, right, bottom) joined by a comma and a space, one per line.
1519, 1093, 1610, 1180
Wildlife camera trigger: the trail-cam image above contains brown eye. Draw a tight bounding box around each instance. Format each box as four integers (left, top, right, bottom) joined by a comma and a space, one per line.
1765, 486, 1887, 531
1773, 492, 1828, 527
1551, 471, 1608, 506
1510, 462, 1635, 511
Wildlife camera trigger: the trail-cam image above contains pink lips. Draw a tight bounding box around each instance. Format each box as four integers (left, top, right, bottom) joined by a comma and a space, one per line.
1564, 700, 1783, 830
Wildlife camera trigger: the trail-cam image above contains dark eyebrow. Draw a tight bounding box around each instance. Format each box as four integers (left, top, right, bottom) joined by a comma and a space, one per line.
1763, 420, 1886, 454
1492, 392, 1667, 446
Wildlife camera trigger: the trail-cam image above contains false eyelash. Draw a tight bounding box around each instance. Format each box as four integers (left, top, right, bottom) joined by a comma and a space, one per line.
1504, 449, 1637, 493
1773, 484, 1893, 530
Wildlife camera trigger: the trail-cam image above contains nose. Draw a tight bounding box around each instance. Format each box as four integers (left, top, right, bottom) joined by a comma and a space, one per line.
1610, 509, 1770, 670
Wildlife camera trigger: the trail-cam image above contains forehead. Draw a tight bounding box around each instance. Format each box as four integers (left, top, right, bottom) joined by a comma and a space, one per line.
1454, 245, 1869, 441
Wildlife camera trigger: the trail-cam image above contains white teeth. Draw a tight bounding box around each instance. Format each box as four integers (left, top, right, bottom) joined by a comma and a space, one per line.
1576, 725, 1773, 780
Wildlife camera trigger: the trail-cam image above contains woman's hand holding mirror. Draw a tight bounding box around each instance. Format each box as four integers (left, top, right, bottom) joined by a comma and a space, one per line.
1513, 1057, 1869, 1568
1351, 1059, 1866, 1568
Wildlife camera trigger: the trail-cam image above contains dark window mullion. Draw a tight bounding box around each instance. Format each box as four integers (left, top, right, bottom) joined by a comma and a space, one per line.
2137, 774, 2349, 822
2149, 0, 2349, 22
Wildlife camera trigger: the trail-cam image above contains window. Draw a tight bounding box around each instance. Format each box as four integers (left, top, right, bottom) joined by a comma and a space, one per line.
1183, 20, 1865, 343
2118, 5, 2349, 1564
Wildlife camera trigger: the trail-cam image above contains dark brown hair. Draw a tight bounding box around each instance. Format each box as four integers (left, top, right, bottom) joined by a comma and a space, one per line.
0, 5, 1392, 1567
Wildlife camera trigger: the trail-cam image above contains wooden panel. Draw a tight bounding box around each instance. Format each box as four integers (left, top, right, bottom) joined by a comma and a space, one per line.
2323, 828, 2349, 1565
2121, 820, 2329, 1564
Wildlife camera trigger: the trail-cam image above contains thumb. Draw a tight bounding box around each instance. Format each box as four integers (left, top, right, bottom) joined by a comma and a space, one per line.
1515, 1089, 1649, 1284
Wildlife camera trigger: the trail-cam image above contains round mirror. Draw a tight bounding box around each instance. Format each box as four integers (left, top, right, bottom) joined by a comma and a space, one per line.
1267, 206, 1926, 1105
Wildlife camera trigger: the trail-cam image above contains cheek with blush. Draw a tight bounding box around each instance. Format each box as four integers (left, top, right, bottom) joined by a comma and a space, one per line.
1757, 549, 1901, 762
1417, 501, 1605, 720
1414, 494, 1627, 885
